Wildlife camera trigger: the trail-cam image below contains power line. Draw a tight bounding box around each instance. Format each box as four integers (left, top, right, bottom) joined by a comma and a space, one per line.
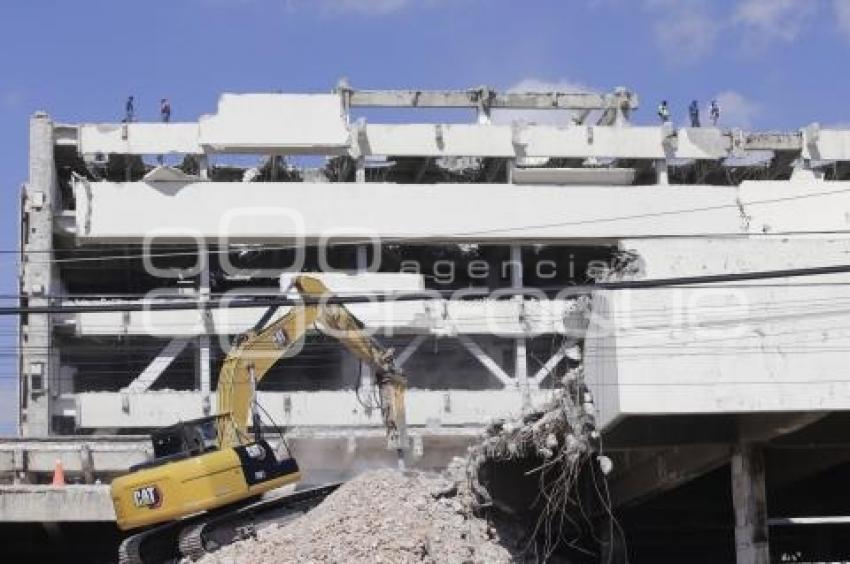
3, 263, 850, 316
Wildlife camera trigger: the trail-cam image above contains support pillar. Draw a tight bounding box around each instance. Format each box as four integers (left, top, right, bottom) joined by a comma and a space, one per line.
355, 157, 366, 183
355, 246, 373, 397
510, 246, 528, 400
20, 113, 59, 436
656, 159, 669, 185
270, 155, 280, 181
732, 442, 770, 564
199, 154, 210, 180
197, 254, 212, 415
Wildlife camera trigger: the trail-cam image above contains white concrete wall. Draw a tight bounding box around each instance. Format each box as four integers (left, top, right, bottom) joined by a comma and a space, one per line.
73, 180, 743, 242
199, 93, 349, 153
586, 237, 850, 428
740, 180, 850, 235
0, 486, 115, 522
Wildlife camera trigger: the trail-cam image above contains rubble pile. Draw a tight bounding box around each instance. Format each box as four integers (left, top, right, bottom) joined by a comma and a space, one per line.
198, 467, 521, 564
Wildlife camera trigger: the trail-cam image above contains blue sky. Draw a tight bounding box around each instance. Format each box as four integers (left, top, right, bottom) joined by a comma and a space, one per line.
0, 0, 849, 434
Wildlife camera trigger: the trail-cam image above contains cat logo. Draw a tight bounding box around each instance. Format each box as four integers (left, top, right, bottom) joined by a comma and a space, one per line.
272, 328, 288, 349
132, 485, 162, 509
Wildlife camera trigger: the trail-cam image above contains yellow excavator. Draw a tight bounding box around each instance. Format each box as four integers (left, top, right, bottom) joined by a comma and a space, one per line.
110, 275, 407, 563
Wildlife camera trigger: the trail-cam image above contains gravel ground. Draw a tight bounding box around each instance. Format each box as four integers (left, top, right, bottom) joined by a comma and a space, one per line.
198, 467, 519, 564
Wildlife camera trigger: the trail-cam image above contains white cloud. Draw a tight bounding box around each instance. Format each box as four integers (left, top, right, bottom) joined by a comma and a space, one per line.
835, 0, 850, 39
507, 78, 592, 95
642, 0, 824, 63
644, 0, 721, 65
206, 0, 436, 15
493, 78, 593, 126
281, 0, 459, 15
714, 90, 760, 128
314, 0, 409, 15
733, 0, 815, 48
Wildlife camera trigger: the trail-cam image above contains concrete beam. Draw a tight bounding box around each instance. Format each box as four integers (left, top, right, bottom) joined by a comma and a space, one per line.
79, 123, 201, 155
0, 432, 479, 476
345, 89, 630, 111
511, 167, 636, 185
122, 338, 190, 392
74, 389, 548, 429
610, 443, 732, 507
72, 179, 742, 243
0, 437, 150, 476
396, 334, 427, 367
530, 342, 574, 387
0, 486, 115, 522
457, 336, 514, 388
68, 299, 579, 337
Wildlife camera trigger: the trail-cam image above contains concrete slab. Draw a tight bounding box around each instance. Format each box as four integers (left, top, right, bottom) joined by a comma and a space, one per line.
199, 93, 349, 154
72, 180, 743, 243
79, 123, 201, 155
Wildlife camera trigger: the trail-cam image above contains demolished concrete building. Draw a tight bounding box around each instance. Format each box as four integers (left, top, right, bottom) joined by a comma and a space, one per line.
9, 82, 850, 561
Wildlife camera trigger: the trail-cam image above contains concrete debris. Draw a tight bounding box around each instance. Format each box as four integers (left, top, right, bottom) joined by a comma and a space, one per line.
472, 370, 595, 475
463, 366, 611, 560
197, 468, 522, 564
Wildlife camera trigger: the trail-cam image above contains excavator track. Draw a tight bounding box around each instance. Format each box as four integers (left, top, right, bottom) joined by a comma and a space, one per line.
178, 482, 342, 561
177, 521, 208, 562
119, 483, 342, 564
118, 516, 196, 564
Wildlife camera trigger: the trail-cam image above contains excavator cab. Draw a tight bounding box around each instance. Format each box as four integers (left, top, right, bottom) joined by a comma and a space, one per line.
112, 412, 301, 531
152, 416, 218, 457
125, 415, 228, 473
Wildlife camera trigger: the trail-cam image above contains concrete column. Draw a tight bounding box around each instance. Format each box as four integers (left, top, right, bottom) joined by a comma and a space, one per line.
199, 154, 210, 180
510, 246, 528, 395
355, 246, 373, 395
270, 155, 280, 181
656, 159, 669, 185
197, 254, 212, 415
732, 442, 770, 564
355, 157, 366, 183
20, 113, 58, 436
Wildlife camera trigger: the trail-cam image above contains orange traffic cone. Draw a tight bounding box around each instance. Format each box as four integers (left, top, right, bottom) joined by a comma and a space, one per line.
51, 459, 65, 486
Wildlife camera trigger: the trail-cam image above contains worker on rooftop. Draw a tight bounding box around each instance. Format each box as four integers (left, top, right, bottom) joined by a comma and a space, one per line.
689, 100, 700, 127
657, 100, 670, 123
160, 98, 171, 123
710, 99, 720, 126
124, 96, 134, 123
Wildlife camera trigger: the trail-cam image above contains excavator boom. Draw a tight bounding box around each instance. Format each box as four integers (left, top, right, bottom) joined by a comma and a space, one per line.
216, 275, 407, 450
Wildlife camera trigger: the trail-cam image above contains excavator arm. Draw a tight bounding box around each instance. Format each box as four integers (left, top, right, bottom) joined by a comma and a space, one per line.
215, 275, 407, 451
